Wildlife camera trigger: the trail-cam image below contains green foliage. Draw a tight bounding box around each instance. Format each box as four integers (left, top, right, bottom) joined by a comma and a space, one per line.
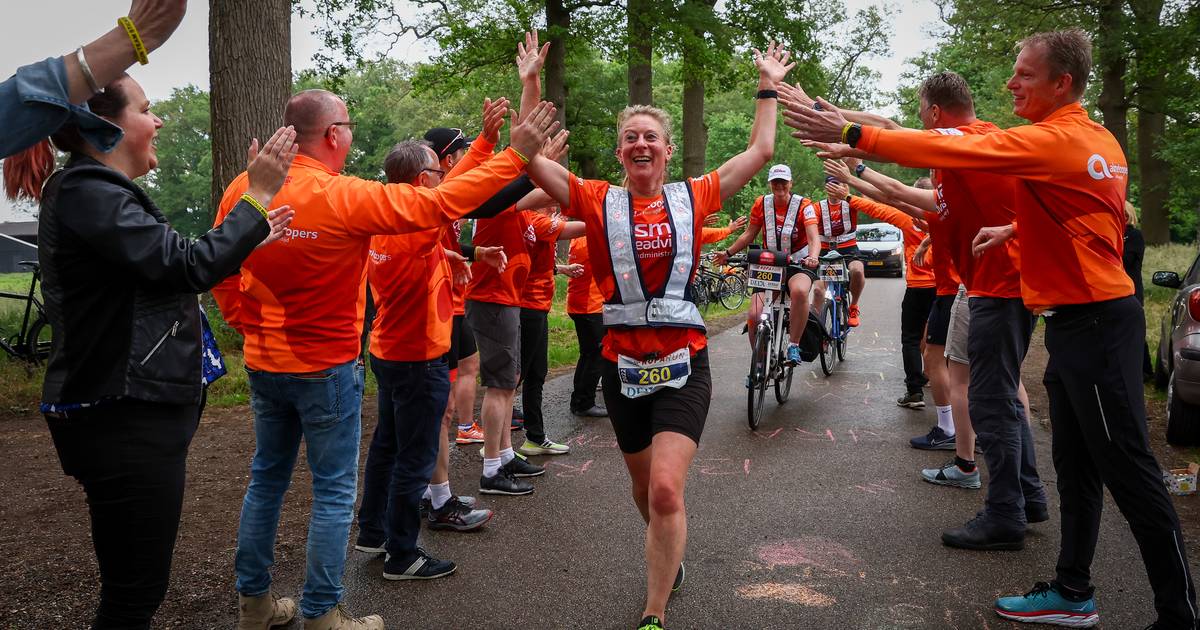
143, 86, 214, 237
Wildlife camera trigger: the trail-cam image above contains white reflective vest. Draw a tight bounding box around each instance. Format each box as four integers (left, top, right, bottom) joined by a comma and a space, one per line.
763, 194, 803, 253
818, 199, 856, 245
602, 182, 706, 331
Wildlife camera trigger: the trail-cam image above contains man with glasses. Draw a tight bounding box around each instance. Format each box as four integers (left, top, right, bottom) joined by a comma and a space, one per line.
214, 89, 556, 630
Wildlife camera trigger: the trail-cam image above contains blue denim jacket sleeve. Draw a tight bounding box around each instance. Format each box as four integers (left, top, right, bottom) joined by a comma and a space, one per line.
0, 57, 123, 159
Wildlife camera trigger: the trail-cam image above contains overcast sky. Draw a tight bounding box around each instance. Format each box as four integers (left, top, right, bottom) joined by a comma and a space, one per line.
0, 0, 942, 221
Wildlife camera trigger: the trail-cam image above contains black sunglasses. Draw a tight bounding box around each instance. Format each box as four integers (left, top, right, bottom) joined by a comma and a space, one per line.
325, 121, 357, 137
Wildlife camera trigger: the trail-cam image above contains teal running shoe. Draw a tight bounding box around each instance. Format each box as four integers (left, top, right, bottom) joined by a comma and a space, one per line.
995, 582, 1099, 627
922, 459, 982, 489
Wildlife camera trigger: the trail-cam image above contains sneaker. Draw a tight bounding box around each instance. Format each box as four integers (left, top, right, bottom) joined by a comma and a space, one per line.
672, 562, 685, 593
994, 581, 1099, 627
237, 592, 296, 630
302, 604, 383, 630
519, 438, 570, 456
479, 470, 534, 495
455, 423, 485, 444
910, 426, 956, 450
382, 548, 456, 581
420, 494, 477, 519
428, 496, 493, 532
942, 512, 1025, 551
896, 391, 925, 409
502, 452, 546, 477
512, 408, 525, 420
353, 535, 386, 555
510, 416, 524, 431
638, 616, 665, 630
848, 304, 861, 327
921, 460, 982, 489
571, 405, 609, 418
786, 342, 802, 364
1025, 502, 1050, 524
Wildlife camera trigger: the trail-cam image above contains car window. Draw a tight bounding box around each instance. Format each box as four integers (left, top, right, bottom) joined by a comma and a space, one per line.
857, 227, 900, 242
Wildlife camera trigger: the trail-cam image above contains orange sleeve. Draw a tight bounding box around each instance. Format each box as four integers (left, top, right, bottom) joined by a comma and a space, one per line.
858, 123, 1061, 180
329, 148, 526, 237
801, 201, 819, 227
701, 225, 734, 244
529, 212, 565, 242
445, 135, 498, 180
211, 172, 249, 333
748, 196, 765, 226
689, 171, 723, 218
849, 196, 914, 232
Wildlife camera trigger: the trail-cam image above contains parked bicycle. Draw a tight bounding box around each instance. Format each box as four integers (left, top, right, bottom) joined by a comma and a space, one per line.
1, 261, 51, 364
816, 250, 852, 376
737, 249, 796, 430
691, 254, 746, 312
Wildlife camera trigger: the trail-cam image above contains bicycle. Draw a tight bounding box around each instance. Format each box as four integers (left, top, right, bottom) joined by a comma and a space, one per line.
1, 261, 51, 364
690, 255, 746, 312
816, 250, 852, 376
737, 248, 795, 430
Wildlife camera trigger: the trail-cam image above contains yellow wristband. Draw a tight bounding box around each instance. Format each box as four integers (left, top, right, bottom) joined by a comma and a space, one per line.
509, 146, 530, 164
118, 17, 150, 65
240, 193, 270, 220
840, 123, 853, 144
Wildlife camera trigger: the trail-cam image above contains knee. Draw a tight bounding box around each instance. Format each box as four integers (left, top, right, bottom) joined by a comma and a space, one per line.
648, 476, 685, 516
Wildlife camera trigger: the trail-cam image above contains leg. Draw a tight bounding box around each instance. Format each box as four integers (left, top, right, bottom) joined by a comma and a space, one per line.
294, 360, 364, 619
747, 292, 767, 349
356, 362, 399, 546
430, 397, 454, 486
453, 352, 480, 427
848, 260, 865, 307
948, 360, 976, 460
519, 308, 550, 444
643, 432, 699, 621
570, 313, 605, 412
900, 287, 935, 395
924, 344, 950, 407
787, 272, 813, 344
236, 371, 304, 601
466, 301, 521, 460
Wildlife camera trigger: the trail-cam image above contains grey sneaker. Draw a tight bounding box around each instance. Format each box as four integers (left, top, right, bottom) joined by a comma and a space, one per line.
897, 391, 925, 408
427, 496, 493, 532
420, 495, 477, 519
921, 459, 982, 489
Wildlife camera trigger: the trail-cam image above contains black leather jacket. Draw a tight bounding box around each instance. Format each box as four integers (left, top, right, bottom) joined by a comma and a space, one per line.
38, 155, 269, 406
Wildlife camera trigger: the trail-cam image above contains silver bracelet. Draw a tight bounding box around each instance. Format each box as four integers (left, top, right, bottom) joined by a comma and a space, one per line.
76, 46, 101, 94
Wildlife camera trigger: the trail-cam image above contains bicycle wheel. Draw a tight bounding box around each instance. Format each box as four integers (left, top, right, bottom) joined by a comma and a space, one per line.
25, 316, 51, 363
719, 275, 746, 310
836, 298, 848, 361
748, 325, 770, 430
774, 356, 794, 404
692, 279, 709, 312
819, 300, 835, 376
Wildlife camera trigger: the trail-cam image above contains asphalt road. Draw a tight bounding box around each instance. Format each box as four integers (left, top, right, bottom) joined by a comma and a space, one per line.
327, 276, 1193, 629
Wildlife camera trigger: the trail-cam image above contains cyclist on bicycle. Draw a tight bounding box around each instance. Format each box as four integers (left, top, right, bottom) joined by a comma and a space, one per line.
714, 164, 819, 364
810, 177, 868, 327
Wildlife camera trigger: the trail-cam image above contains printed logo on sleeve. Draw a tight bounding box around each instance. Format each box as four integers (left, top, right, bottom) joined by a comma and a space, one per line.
1087, 154, 1128, 181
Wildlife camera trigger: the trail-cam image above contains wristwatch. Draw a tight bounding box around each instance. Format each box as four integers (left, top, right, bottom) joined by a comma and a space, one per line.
845, 123, 863, 148
854, 163, 866, 176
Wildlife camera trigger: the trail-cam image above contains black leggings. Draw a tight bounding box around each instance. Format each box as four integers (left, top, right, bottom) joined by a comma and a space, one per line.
519, 308, 550, 443
46, 398, 200, 630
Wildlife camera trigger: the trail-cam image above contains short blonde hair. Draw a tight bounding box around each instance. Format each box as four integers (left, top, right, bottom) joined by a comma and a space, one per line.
1124, 200, 1138, 226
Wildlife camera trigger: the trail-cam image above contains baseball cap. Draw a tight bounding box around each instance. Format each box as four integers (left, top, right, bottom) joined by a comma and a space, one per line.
424, 127, 474, 161
767, 164, 792, 182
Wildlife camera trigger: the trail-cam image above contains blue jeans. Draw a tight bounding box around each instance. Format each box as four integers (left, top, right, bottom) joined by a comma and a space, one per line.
235, 359, 364, 619
357, 355, 450, 561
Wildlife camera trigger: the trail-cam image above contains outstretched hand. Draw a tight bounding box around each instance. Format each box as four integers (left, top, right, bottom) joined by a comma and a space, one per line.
777, 82, 814, 109
245, 126, 298, 209
782, 96, 849, 144
557, 263, 584, 278
509, 101, 560, 162
971, 224, 1015, 257
257, 206, 295, 249
823, 159, 851, 183
516, 30, 550, 84
752, 40, 794, 87
128, 0, 187, 52
800, 139, 855, 160
481, 97, 510, 144
541, 129, 570, 163
729, 215, 748, 232
476, 245, 508, 273
445, 250, 472, 285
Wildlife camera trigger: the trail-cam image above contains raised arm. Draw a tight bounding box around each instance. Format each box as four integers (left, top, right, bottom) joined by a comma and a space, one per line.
516, 30, 549, 120
714, 42, 794, 201
824, 157, 935, 214
777, 83, 904, 130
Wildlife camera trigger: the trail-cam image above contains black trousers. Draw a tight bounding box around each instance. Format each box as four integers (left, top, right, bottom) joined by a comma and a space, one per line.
968, 297, 1046, 528
519, 308, 550, 443
570, 313, 605, 412
1044, 296, 1197, 627
46, 398, 200, 630
900, 287, 936, 394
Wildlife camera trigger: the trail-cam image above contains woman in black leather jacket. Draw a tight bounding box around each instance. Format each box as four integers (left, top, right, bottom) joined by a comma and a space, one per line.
3, 73, 297, 629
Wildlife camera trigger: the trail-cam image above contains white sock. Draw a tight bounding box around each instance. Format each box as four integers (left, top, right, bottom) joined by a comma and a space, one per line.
429, 481, 452, 510
500, 447, 515, 465
458, 422, 473, 431
422, 486, 432, 501
483, 457, 502, 478
936, 405, 955, 436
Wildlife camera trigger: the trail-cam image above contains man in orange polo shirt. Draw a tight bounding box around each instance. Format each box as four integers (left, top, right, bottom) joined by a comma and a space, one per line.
214, 89, 555, 628
566, 237, 608, 417
785, 30, 1195, 628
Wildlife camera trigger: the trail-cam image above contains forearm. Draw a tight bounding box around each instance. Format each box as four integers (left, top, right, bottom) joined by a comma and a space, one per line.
725, 227, 758, 254
858, 125, 1051, 177
860, 168, 936, 212
520, 75, 540, 120
526, 155, 571, 208
464, 175, 535, 219
842, 109, 902, 130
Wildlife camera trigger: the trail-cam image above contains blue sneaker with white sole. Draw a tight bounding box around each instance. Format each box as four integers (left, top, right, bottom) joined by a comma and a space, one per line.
786, 343, 802, 364
995, 581, 1099, 628
921, 459, 982, 489
910, 426, 956, 450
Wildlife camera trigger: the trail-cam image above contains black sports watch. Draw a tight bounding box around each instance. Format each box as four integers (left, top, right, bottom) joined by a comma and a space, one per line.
845, 123, 863, 148
854, 163, 867, 176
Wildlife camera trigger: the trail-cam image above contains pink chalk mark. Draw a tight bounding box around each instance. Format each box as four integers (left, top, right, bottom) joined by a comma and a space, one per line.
755, 536, 861, 571
825, 429, 836, 442
743, 459, 751, 475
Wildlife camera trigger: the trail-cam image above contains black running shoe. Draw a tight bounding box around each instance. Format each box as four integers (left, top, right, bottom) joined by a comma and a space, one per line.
638, 616, 665, 630
942, 512, 1024, 551
428, 497, 493, 532
382, 547, 456, 580
672, 562, 685, 593
479, 470, 534, 495
502, 453, 545, 478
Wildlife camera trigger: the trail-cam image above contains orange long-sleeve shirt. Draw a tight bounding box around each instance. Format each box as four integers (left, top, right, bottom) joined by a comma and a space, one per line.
701, 225, 735, 244
858, 103, 1130, 311
367, 229, 453, 362
566, 237, 603, 315
850, 196, 935, 289
213, 149, 527, 373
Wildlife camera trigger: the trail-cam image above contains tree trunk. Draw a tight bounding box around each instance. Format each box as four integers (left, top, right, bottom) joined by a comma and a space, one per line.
545, 0, 570, 165
209, 0, 292, 217
1095, 0, 1128, 155
681, 78, 706, 178
1132, 0, 1170, 243
627, 0, 653, 105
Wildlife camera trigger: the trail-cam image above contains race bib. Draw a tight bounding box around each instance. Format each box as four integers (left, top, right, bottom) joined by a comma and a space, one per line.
616, 347, 691, 399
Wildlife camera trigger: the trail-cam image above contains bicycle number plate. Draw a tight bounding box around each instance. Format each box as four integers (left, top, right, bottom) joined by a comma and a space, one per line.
820, 262, 848, 282
747, 264, 784, 290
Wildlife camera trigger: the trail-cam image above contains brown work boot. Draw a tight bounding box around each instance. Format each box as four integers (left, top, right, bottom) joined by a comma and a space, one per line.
237, 592, 297, 629
303, 604, 384, 630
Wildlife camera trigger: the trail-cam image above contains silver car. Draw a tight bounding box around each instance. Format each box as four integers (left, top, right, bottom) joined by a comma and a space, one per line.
1152, 255, 1200, 445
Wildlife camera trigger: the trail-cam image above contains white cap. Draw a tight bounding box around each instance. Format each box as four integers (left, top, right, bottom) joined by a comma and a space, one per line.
767, 164, 792, 182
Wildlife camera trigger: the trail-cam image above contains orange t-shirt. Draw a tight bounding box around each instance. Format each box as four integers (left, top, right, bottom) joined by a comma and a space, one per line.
858, 103, 1131, 311
519, 212, 567, 312
749, 194, 818, 253
925, 209, 963, 296
566, 237, 604, 315
212, 149, 526, 373
565, 172, 722, 362
441, 221, 467, 316
850, 196, 935, 289
468, 209, 560, 307
367, 229, 453, 361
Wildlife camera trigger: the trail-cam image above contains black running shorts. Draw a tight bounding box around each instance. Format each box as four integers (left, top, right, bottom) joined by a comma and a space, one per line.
926, 294, 955, 346
602, 349, 712, 453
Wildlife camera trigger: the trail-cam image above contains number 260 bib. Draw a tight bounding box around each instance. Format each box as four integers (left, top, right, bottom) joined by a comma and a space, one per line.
616, 347, 691, 399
